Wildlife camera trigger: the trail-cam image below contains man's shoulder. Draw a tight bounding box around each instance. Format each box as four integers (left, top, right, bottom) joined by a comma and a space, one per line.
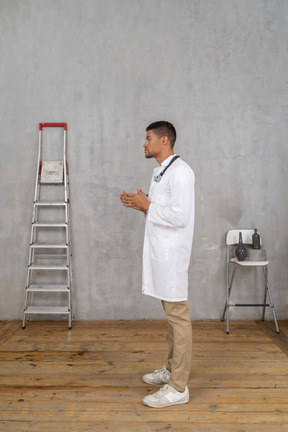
167, 158, 195, 185
177, 157, 192, 168
174, 158, 194, 176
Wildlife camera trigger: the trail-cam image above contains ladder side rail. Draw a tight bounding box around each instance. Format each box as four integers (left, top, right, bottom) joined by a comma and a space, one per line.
29, 128, 42, 284
66, 184, 73, 314
68, 258, 73, 323
28, 244, 33, 267
63, 129, 68, 204
33, 127, 42, 204
63, 129, 69, 256
65, 185, 69, 224
66, 195, 73, 323
26, 125, 42, 321
22, 311, 27, 329
66, 260, 72, 327
29, 222, 35, 245
29, 224, 37, 260
31, 239, 36, 266
26, 266, 31, 288
65, 221, 69, 246
66, 237, 71, 266
63, 128, 71, 258
65, 154, 73, 323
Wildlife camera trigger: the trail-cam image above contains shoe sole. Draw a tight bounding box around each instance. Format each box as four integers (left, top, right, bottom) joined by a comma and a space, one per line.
142, 397, 189, 408
142, 377, 169, 385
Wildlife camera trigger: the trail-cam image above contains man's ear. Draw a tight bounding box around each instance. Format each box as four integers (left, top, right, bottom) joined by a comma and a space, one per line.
162, 135, 172, 149
162, 135, 169, 145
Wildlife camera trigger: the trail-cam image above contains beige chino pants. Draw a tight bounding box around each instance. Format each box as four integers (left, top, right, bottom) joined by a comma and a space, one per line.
162, 300, 192, 392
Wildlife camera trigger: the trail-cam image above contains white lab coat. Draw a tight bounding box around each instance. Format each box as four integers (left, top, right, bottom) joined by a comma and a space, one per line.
142, 155, 195, 301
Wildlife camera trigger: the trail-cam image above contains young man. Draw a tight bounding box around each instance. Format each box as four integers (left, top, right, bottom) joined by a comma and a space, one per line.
119, 121, 195, 408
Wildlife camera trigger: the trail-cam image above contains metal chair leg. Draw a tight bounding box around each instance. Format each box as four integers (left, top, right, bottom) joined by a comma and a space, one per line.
222, 267, 237, 334
226, 302, 230, 334
266, 285, 280, 334
262, 268, 268, 321
262, 267, 280, 334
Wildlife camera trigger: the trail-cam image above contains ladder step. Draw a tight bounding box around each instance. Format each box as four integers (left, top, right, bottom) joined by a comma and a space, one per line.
33, 222, 67, 227
24, 306, 70, 315
34, 201, 67, 206
34, 254, 68, 260
39, 180, 64, 185
28, 264, 69, 270
26, 285, 69, 292
30, 243, 68, 249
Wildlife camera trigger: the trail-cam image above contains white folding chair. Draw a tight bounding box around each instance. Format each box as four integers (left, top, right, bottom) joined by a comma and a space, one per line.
221, 229, 279, 334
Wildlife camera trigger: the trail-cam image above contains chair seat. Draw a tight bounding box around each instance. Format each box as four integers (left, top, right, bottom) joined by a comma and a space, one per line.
230, 257, 269, 266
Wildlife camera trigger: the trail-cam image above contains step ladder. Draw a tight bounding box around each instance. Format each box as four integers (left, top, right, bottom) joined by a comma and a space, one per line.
22, 123, 73, 329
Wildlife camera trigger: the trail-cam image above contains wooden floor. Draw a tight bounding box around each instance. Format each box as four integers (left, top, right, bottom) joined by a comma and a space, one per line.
0, 320, 288, 432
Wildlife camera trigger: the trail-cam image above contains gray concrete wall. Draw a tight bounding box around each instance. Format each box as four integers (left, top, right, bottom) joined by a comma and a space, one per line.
1, 0, 288, 321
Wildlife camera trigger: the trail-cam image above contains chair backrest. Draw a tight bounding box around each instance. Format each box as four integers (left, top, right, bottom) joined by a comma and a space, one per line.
226, 229, 262, 246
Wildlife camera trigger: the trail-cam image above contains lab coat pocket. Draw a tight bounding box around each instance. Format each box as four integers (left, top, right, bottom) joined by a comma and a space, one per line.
150, 227, 169, 263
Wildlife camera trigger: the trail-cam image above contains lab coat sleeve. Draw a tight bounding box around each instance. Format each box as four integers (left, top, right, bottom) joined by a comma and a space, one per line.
147, 166, 195, 228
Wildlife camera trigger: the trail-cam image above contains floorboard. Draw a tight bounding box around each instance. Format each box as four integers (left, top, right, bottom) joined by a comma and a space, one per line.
0, 320, 287, 432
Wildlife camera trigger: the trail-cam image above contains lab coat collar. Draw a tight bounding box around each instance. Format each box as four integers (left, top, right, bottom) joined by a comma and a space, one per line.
161, 154, 178, 167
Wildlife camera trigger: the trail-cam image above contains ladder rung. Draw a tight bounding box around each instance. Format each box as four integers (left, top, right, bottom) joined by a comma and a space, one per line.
26, 285, 69, 292
34, 254, 68, 260
39, 181, 64, 185
28, 264, 69, 270
32, 222, 67, 227
24, 306, 70, 315
30, 243, 68, 249
34, 201, 67, 206
233, 303, 271, 307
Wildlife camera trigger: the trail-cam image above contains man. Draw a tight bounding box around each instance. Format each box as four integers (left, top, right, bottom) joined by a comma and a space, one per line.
119, 121, 195, 408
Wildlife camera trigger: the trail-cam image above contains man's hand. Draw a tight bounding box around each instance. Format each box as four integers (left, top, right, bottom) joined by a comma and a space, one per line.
119, 187, 151, 214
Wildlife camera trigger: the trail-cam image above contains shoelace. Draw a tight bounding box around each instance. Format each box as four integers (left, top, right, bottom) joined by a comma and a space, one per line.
153, 366, 166, 373
153, 367, 170, 382
162, 370, 170, 380
156, 384, 174, 395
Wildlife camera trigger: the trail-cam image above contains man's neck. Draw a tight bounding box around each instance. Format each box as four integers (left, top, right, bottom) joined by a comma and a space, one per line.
156, 150, 174, 165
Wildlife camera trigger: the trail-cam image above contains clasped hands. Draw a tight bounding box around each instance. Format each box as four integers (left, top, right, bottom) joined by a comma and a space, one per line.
119, 187, 150, 214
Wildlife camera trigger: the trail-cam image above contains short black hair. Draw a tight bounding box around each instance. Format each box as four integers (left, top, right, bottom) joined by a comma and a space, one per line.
146, 121, 176, 148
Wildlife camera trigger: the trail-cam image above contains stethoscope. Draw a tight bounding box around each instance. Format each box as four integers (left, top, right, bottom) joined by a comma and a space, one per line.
153, 155, 180, 183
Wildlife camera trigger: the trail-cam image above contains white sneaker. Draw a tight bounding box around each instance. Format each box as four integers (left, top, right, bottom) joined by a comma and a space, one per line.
142, 366, 170, 385
143, 384, 189, 408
